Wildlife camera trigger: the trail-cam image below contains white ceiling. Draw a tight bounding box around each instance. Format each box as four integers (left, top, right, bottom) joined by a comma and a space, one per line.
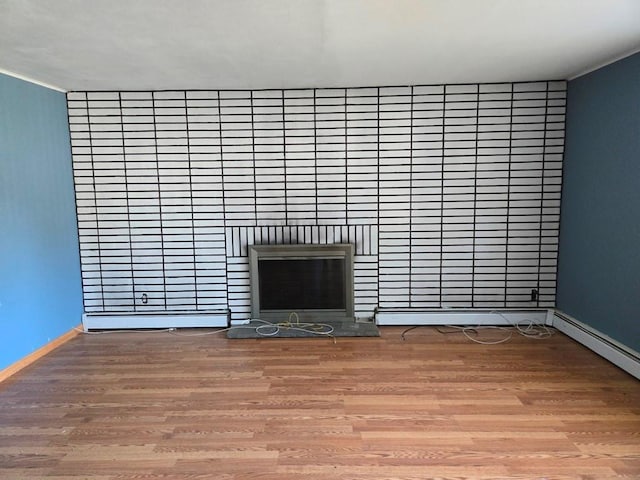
1, 0, 640, 92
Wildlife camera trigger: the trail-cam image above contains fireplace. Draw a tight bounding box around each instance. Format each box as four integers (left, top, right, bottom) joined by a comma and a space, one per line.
248, 244, 354, 323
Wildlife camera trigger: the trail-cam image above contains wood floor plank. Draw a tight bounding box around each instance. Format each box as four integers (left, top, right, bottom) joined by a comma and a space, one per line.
0, 326, 638, 479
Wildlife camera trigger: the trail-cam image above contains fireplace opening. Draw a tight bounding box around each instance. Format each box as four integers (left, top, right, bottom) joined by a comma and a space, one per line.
249, 244, 354, 323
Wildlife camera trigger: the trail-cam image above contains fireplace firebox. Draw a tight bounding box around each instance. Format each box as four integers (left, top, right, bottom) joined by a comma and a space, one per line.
248, 244, 354, 323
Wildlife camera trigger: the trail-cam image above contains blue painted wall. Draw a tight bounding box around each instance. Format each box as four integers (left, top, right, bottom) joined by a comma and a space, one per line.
0, 73, 83, 371
558, 52, 640, 352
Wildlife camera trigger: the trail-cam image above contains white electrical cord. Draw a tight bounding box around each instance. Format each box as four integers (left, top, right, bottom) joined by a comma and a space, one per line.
402, 310, 555, 344
242, 313, 336, 339
493, 310, 555, 340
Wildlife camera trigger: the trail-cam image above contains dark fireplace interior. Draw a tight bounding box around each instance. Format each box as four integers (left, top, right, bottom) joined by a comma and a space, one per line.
249, 244, 354, 323
258, 258, 346, 311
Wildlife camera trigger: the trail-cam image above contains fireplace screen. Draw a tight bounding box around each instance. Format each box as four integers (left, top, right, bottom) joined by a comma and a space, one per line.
249, 244, 354, 322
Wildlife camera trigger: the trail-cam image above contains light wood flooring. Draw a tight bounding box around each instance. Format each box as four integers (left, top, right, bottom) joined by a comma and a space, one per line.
0, 326, 639, 479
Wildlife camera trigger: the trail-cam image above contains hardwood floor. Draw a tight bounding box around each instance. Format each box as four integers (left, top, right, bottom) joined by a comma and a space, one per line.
0, 326, 638, 479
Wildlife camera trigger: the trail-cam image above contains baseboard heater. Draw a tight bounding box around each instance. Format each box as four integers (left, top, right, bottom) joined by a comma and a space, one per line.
82, 310, 230, 331
552, 310, 640, 380
374, 308, 553, 326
